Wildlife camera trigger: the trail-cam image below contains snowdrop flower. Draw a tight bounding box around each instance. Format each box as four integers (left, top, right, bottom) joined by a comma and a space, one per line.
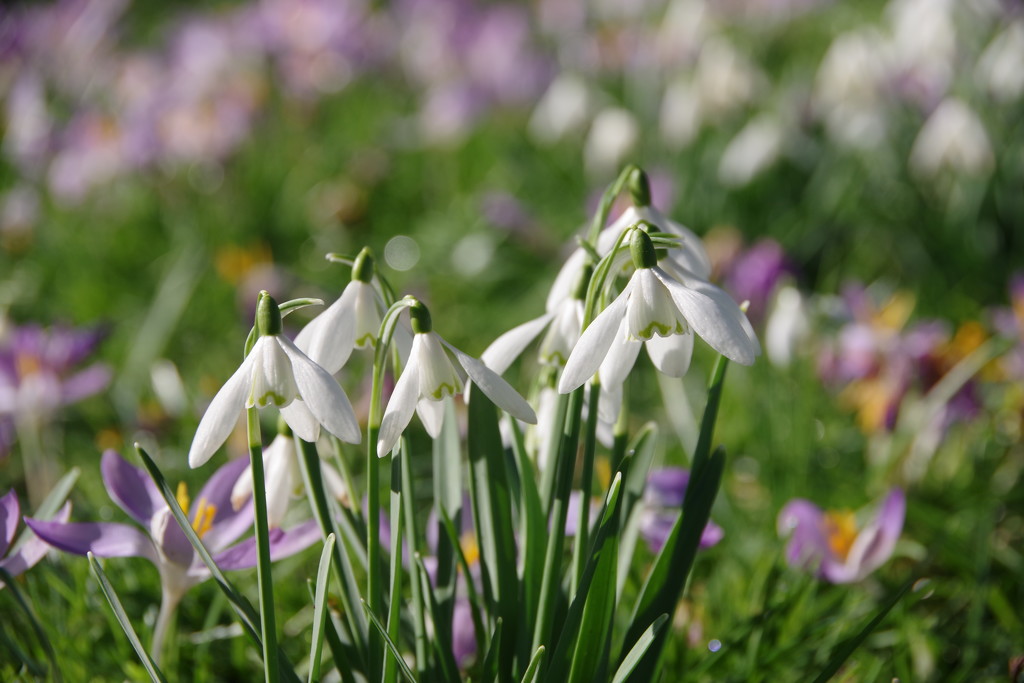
765, 286, 811, 368
295, 248, 384, 375
559, 229, 760, 394
777, 488, 905, 583
230, 422, 348, 529
377, 299, 536, 457
188, 292, 361, 469
546, 173, 712, 313
909, 98, 993, 177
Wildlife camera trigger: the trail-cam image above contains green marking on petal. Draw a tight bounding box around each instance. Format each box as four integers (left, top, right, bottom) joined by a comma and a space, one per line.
634, 320, 676, 341
428, 383, 458, 400
255, 391, 288, 408
355, 333, 377, 349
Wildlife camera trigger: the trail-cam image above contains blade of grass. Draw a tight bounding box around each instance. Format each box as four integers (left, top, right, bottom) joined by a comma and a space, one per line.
363, 600, 418, 683
414, 554, 460, 683
519, 646, 545, 683
810, 578, 915, 683
0, 566, 61, 682
88, 553, 168, 683
611, 614, 668, 683
308, 534, 336, 683
479, 618, 504, 683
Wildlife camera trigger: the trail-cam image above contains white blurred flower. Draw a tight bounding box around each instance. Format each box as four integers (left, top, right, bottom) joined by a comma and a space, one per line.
815, 30, 891, 148
695, 38, 763, 117
909, 98, 993, 177
584, 108, 639, 177
976, 22, 1024, 102
529, 73, 593, 144
659, 80, 702, 150
765, 286, 811, 368
718, 115, 785, 188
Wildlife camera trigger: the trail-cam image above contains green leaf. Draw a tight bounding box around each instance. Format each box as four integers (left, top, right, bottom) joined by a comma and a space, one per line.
509, 417, 545, 656
0, 566, 61, 682
308, 534, 335, 683
88, 553, 168, 683
811, 578, 915, 683
10, 467, 79, 556
362, 600, 418, 683
467, 388, 518, 680
611, 615, 668, 683
415, 555, 461, 683
518, 646, 545, 683
479, 617, 503, 683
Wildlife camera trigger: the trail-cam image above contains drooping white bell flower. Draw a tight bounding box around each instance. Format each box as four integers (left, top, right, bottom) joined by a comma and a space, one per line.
294, 248, 384, 375
377, 300, 537, 458
189, 292, 361, 469
230, 424, 349, 529
545, 174, 712, 313
558, 229, 760, 394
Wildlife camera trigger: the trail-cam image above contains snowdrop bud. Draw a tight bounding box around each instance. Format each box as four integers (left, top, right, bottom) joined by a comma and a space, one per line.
410, 300, 432, 334
630, 228, 658, 270
257, 292, 282, 337
352, 247, 375, 284
627, 167, 651, 207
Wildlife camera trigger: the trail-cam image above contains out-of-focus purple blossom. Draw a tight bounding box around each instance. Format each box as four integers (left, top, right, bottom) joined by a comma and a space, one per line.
778, 488, 904, 583
722, 239, 795, 327
451, 598, 477, 669
0, 488, 71, 588
0, 323, 111, 452
638, 468, 724, 553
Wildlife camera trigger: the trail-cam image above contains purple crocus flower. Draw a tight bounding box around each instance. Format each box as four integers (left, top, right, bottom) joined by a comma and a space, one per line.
777, 488, 905, 584
0, 489, 71, 588
638, 468, 724, 553
26, 450, 320, 661
722, 239, 794, 327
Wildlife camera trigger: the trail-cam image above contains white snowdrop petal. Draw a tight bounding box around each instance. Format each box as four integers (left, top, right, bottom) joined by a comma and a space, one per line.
294, 282, 358, 375
251, 339, 298, 409
654, 267, 759, 365
418, 333, 463, 400
645, 330, 694, 377
352, 282, 383, 350
377, 350, 421, 457
416, 396, 447, 438
600, 318, 644, 387
448, 343, 537, 424
481, 313, 554, 375
642, 205, 713, 280
558, 280, 633, 393
188, 349, 258, 468
279, 337, 362, 444
280, 400, 320, 443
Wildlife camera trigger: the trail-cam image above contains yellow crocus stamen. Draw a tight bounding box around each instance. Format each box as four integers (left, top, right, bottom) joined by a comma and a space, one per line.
460, 531, 480, 567
824, 510, 858, 561
874, 292, 915, 331
14, 353, 42, 379
191, 498, 217, 539
176, 481, 191, 515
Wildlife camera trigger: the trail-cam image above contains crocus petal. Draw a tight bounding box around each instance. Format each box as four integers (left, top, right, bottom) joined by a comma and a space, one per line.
60, 364, 112, 404
279, 337, 361, 445
452, 598, 478, 668
645, 330, 694, 377
195, 456, 252, 552
447, 343, 537, 424
150, 508, 195, 568
378, 354, 421, 457
213, 520, 320, 570
294, 282, 358, 375
481, 313, 554, 375
0, 503, 71, 582
280, 400, 320, 442
653, 267, 759, 365
599, 319, 643, 387
0, 490, 19, 556
558, 280, 634, 393
189, 349, 258, 468
777, 499, 829, 569
827, 488, 905, 583
646, 468, 690, 507
101, 450, 164, 526
416, 397, 447, 438
25, 518, 157, 563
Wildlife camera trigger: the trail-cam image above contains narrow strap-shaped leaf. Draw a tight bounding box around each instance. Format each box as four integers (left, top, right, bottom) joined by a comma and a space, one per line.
467, 389, 519, 680
363, 600, 419, 683
88, 553, 168, 683
508, 417, 545, 666
135, 445, 302, 683
0, 566, 62, 682
479, 617, 504, 683
308, 535, 335, 683
305, 579, 357, 683
545, 474, 624, 682
295, 436, 369, 670
620, 447, 726, 681
399, 441, 430, 678
611, 614, 669, 683
810, 578, 915, 683
432, 399, 462, 619
383, 453, 406, 683
415, 554, 461, 683
691, 356, 729, 478
518, 646, 545, 683
438, 507, 487, 656
0, 617, 45, 678
616, 425, 658, 600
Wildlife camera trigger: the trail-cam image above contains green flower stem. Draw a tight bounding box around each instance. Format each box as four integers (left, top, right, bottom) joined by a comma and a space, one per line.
399, 441, 429, 676
539, 389, 570, 515
610, 378, 630, 474
246, 408, 279, 683
383, 452, 404, 683
586, 164, 640, 246
570, 380, 602, 593
531, 385, 585, 660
